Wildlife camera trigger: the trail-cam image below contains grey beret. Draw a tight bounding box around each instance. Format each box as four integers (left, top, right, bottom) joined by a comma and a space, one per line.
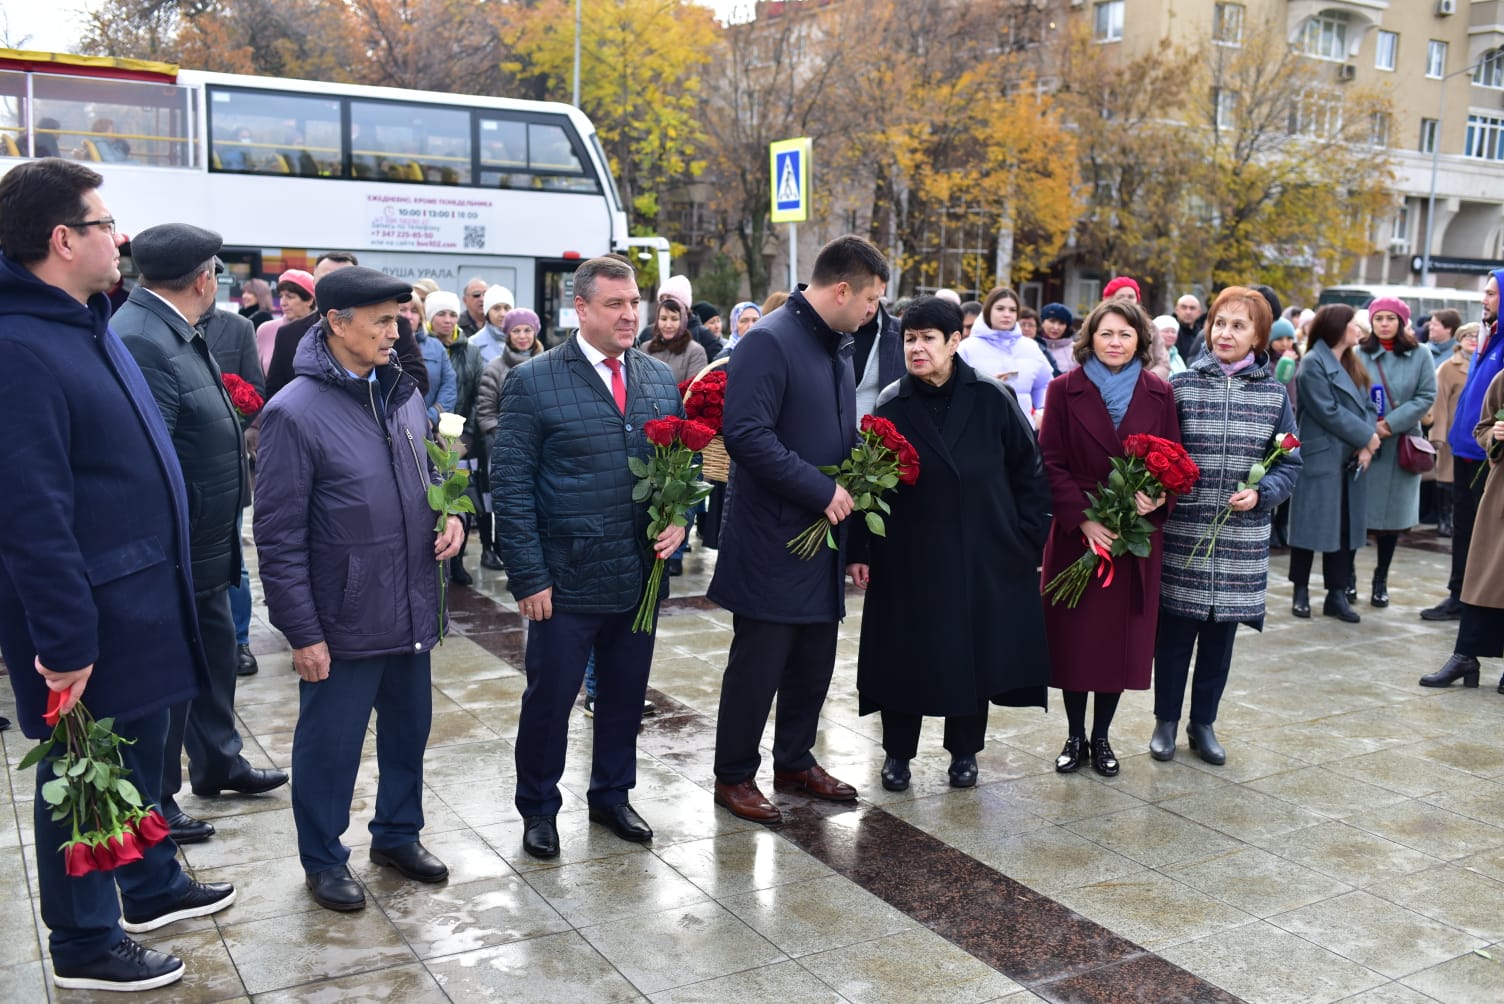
129, 223, 223, 281
314, 266, 413, 313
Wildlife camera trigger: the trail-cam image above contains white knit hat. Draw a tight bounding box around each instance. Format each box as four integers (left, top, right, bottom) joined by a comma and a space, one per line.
483, 285, 514, 316
425, 290, 461, 321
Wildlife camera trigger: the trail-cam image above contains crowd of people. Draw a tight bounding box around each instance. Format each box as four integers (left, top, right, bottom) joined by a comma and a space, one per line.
2, 155, 1502, 993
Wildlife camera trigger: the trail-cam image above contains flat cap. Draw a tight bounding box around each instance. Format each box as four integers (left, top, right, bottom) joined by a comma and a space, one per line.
130, 223, 223, 281
314, 266, 413, 313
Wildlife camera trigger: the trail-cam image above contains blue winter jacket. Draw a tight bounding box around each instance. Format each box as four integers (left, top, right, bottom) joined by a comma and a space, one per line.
254, 326, 442, 659
491, 335, 684, 613
1449, 267, 1504, 463
0, 254, 205, 738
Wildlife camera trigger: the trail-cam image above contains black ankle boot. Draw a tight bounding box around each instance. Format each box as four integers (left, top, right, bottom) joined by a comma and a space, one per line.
1323, 589, 1360, 623
1292, 585, 1311, 618
1344, 580, 1358, 604
448, 555, 472, 586
1419, 654, 1480, 688
1370, 572, 1389, 608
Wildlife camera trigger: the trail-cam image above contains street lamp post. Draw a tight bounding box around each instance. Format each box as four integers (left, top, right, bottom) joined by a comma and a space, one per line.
1420, 58, 1487, 286
572, 0, 582, 108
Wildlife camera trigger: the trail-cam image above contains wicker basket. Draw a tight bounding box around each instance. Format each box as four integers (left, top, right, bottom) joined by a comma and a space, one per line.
684, 359, 731, 483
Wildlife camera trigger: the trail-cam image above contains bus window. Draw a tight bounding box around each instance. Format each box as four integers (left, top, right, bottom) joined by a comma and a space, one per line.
350, 100, 470, 186
32, 74, 194, 167
208, 88, 343, 177
529, 123, 583, 173
1, 70, 24, 156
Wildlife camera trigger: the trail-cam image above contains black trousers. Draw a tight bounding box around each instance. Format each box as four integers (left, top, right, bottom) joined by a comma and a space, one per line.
1456, 602, 1504, 658
1153, 609, 1238, 725
714, 615, 838, 784
514, 608, 656, 817
1449, 459, 1488, 598
1289, 474, 1355, 591
880, 705, 988, 760
162, 585, 248, 803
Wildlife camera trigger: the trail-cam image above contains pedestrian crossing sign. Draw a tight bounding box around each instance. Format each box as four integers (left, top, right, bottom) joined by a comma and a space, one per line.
770, 137, 811, 223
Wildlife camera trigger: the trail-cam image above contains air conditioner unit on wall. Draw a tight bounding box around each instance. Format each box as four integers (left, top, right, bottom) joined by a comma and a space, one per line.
1436, 0, 1457, 16
1338, 64, 1357, 82
1389, 238, 1410, 255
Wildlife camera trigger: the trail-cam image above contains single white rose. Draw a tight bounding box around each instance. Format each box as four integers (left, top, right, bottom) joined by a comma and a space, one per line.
437, 412, 466, 440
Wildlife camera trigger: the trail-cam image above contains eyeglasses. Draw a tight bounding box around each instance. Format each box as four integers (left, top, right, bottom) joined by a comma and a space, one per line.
66, 217, 117, 235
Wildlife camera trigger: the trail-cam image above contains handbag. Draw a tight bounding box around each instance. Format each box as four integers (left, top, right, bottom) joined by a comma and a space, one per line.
1373, 356, 1437, 474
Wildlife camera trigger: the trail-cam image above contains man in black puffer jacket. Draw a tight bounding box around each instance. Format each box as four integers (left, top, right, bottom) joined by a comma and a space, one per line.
493, 255, 686, 861
114, 224, 287, 847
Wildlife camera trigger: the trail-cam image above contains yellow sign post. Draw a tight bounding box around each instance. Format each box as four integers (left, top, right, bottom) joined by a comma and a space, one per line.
769, 137, 811, 289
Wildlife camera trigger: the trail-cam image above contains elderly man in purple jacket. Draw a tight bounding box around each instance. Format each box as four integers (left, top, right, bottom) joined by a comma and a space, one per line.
254, 267, 464, 912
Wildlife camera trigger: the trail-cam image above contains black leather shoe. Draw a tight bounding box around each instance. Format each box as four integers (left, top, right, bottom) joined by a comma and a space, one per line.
448, 557, 473, 586
0, 715, 9, 731
1149, 720, 1177, 761
370, 841, 448, 883
1186, 722, 1226, 765
1292, 585, 1311, 618
193, 764, 289, 798
52, 936, 184, 992
880, 755, 910, 791
1344, 581, 1358, 604
667, 557, 684, 577
1370, 573, 1389, 608
1419, 653, 1480, 688
164, 806, 215, 844
480, 547, 504, 570
122, 880, 235, 934
1323, 589, 1361, 623
1091, 737, 1120, 777
948, 754, 978, 788
1055, 736, 1088, 773
1498, 673, 1504, 695
236, 644, 258, 677
522, 815, 560, 859
589, 803, 653, 842
306, 865, 365, 911
1421, 595, 1465, 621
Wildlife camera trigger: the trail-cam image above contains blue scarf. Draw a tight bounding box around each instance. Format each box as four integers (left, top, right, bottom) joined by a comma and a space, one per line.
1083, 356, 1141, 428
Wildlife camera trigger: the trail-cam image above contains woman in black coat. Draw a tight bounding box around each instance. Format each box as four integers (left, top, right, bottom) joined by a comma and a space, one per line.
847, 297, 1053, 791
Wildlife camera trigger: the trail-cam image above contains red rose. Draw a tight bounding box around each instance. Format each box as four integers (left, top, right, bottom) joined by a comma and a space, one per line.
1122, 434, 1153, 459
43, 689, 64, 727
107, 830, 143, 867
897, 443, 921, 485
92, 841, 117, 871
64, 842, 95, 878
680, 420, 716, 452
1280, 433, 1300, 451
1145, 451, 1172, 476
133, 809, 171, 847
643, 416, 682, 448
222, 373, 263, 417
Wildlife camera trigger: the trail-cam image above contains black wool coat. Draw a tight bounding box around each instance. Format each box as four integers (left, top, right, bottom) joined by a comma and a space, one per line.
850, 361, 1053, 717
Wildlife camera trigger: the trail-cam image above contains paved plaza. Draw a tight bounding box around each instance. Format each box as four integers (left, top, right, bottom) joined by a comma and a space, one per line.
2, 534, 1503, 1002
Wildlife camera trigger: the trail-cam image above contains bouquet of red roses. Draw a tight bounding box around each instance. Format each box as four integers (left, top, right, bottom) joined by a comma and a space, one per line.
630, 416, 716, 632
683, 368, 727, 433
1043, 433, 1199, 608
21, 691, 173, 877
1185, 432, 1299, 566
222, 373, 263, 418
787, 414, 920, 559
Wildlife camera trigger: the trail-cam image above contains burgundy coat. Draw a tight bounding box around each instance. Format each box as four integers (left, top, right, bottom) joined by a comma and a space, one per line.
1038, 366, 1180, 692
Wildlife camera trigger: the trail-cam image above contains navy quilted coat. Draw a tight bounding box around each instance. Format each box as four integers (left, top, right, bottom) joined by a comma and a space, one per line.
491, 335, 684, 613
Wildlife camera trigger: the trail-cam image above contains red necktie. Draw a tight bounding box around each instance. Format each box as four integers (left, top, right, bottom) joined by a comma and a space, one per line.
604, 357, 626, 413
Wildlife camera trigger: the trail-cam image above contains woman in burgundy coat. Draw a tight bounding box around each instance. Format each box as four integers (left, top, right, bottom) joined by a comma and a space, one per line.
1038, 300, 1181, 777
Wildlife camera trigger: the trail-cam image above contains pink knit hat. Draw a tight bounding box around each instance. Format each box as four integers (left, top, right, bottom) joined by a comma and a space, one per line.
1366, 296, 1411, 329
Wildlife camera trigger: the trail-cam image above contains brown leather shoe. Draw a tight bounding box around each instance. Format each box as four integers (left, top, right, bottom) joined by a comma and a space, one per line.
773, 764, 857, 801
713, 780, 783, 823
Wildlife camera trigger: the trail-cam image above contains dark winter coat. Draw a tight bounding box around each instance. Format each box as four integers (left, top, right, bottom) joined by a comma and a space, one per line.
266, 312, 427, 399
1160, 353, 1302, 627
201, 307, 266, 401
254, 326, 442, 659
850, 360, 1052, 716
491, 335, 684, 613
0, 254, 205, 738
708, 290, 858, 624
445, 332, 483, 436
114, 286, 247, 595
1038, 366, 1180, 692
1287, 341, 1377, 553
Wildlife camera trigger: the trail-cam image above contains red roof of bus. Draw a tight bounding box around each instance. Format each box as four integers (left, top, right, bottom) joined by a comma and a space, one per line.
0, 49, 179, 84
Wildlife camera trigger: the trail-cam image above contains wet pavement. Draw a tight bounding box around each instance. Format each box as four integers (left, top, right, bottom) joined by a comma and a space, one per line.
3, 532, 1503, 1002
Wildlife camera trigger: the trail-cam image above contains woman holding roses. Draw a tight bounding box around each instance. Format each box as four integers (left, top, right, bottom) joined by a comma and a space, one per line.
1152, 288, 1301, 765
1039, 300, 1180, 777
847, 297, 1053, 790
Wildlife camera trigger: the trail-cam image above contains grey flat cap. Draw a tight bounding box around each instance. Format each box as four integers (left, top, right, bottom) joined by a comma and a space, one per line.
129, 223, 223, 281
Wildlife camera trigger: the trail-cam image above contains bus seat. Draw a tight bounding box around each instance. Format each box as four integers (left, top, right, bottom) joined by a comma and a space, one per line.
271, 153, 292, 174
1, 133, 19, 157
211, 152, 222, 170
403, 161, 424, 181
80, 140, 101, 161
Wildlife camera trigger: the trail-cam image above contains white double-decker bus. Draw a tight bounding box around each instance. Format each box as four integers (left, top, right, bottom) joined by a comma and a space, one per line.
0, 49, 635, 343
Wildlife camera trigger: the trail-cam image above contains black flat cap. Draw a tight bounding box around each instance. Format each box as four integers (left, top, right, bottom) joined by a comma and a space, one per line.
129, 223, 223, 281
314, 266, 413, 313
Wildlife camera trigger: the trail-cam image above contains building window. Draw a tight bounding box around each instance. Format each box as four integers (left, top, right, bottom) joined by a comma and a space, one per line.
1214, 88, 1238, 130
1213, 3, 1244, 47
1426, 40, 1447, 79
1475, 48, 1504, 89
1374, 31, 1397, 72
1093, 1, 1124, 43
1419, 118, 1438, 153
1301, 12, 1349, 62
1369, 111, 1390, 148
1391, 203, 1409, 245
1287, 89, 1343, 138
1465, 113, 1504, 161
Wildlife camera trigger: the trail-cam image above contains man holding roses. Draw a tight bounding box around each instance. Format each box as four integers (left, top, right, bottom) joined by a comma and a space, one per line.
708, 235, 890, 823
493, 255, 686, 859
